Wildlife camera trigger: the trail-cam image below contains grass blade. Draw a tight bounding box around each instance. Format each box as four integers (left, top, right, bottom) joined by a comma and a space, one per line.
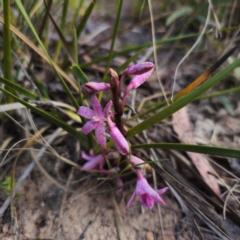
71, 65, 89, 84
0, 77, 38, 100
76, 1, 95, 39
132, 143, 240, 158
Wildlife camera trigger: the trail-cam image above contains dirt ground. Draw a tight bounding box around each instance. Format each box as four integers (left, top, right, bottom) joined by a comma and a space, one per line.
0, 172, 181, 240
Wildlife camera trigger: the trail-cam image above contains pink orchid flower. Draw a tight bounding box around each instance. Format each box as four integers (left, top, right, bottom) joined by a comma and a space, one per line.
107, 116, 129, 155
82, 82, 110, 94
126, 170, 168, 210
77, 95, 112, 148
81, 150, 105, 170
120, 62, 154, 104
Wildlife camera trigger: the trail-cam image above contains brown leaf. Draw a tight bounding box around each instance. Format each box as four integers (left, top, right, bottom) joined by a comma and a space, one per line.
173, 107, 220, 195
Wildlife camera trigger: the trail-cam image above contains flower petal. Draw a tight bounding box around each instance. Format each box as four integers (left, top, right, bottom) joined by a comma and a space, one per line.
136, 177, 166, 206
107, 116, 129, 155
82, 154, 105, 170
130, 155, 145, 168
122, 68, 154, 104
156, 187, 168, 195
91, 95, 104, 118
126, 192, 137, 210
81, 151, 92, 161
95, 123, 106, 148
140, 194, 155, 209
78, 106, 95, 119
130, 69, 154, 89
82, 82, 110, 93
103, 100, 113, 116
82, 121, 95, 134
124, 62, 154, 76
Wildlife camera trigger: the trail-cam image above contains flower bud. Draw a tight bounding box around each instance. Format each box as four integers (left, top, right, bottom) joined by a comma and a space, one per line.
107, 116, 129, 155
123, 62, 154, 76
82, 82, 110, 93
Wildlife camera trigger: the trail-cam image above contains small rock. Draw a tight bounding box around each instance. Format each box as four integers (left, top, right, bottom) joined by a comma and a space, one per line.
2, 223, 8, 233
146, 231, 154, 240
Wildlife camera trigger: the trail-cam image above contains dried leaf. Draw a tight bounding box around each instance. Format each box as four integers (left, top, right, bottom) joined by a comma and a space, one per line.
173, 107, 220, 195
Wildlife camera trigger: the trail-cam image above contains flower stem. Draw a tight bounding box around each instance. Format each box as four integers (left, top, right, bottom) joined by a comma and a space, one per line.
109, 68, 124, 135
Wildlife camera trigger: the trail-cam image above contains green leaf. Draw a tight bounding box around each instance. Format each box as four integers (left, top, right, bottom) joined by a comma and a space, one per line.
0, 76, 38, 100
132, 143, 240, 159
166, 7, 193, 26
71, 65, 89, 84
76, 1, 95, 39
0, 87, 89, 148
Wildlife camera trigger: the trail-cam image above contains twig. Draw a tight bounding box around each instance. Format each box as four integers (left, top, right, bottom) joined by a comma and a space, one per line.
112, 193, 127, 240
77, 220, 93, 240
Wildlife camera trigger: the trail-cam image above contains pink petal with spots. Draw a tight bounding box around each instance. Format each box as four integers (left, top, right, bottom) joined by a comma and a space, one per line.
82, 121, 95, 135
136, 178, 166, 207
126, 176, 167, 210
124, 62, 154, 76
95, 123, 106, 148
82, 153, 105, 170
78, 106, 95, 119
82, 82, 110, 93
107, 117, 129, 155
130, 68, 154, 88
103, 100, 113, 116
130, 155, 145, 168
140, 194, 155, 209
91, 95, 104, 118
122, 68, 154, 104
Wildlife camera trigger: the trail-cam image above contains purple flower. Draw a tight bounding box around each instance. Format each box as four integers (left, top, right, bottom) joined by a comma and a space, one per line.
126, 171, 168, 210
82, 82, 110, 94
81, 150, 105, 170
123, 62, 154, 76
77, 95, 112, 148
107, 116, 129, 155
120, 62, 154, 104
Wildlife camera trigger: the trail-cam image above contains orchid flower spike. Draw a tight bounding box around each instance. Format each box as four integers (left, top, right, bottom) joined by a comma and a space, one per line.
81, 150, 105, 170
121, 62, 154, 104
77, 95, 112, 148
82, 82, 110, 94
126, 170, 168, 210
107, 116, 129, 155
